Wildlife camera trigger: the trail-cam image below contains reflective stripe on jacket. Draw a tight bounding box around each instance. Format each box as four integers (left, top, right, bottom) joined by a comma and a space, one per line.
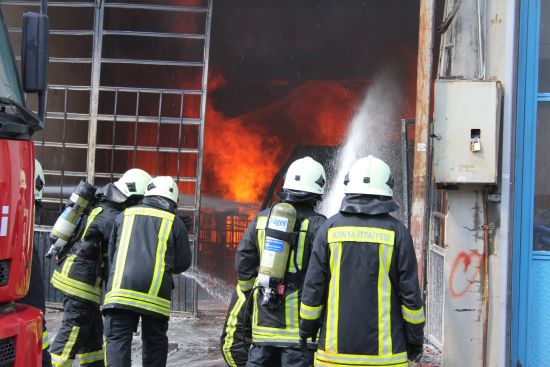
299, 197, 425, 367
103, 197, 191, 318
220, 284, 252, 367
235, 204, 326, 347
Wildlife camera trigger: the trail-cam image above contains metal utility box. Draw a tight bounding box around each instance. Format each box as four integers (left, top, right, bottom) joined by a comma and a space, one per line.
433, 80, 502, 184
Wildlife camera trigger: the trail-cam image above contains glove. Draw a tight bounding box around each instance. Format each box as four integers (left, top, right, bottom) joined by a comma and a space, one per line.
406, 343, 423, 362
180, 215, 193, 231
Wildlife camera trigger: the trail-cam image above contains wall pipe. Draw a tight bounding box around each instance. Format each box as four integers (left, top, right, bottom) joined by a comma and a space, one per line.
499, 0, 519, 365
411, 0, 436, 287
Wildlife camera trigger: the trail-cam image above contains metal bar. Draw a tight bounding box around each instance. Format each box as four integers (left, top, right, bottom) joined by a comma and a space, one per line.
176, 92, 184, 184
110, 90, 118, 180
86, 0, 104, 184
8, 28, 94, 36
103, 2, 208, 13
95, 144, 199, 154
49, 57, 92, 63
34, 141, 88, 149
133, 92, 140, 167
14, 56, 92, 63
156, 92, 163, 175
98, 86, 203, 94
102, 30, 206, 40
48, 84, 204, 94
42, 170, 87, 177
101, 58, 204, 67
2, 1, 95, 7
410, 0, 435, 289
60, 88, 68, 206
44, 112, 201, 125
192, 0, 213, 316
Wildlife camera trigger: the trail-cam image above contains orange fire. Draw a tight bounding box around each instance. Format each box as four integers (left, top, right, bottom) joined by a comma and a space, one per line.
202, 73, 361, 203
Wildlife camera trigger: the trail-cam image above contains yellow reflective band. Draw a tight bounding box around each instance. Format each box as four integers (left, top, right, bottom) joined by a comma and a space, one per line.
106, 288, 171, 308
296, 219, 309, 270
78, 350, 104, 365
238, 278, 255, 292
285, 290, 299, 329
43, 330, 50, 350
113, 214, 135, 290
316, 349, 408, 366
80, 207, 103, 239
50, 272, 101, 304
62, 326, 80, 361
104, 295, 170, 317
300, 302, 323, 320
148, 218, 172, 296
51, 353, 74, 367
124, 207, 175, 221
60, 255, 76, 277
256, 216, 268, 230
326, 242, 342, 353
401, 305, 426, 324
257, 216, 268, 258
328, 227, 395, 246
222, 286, 247, 367
378, 244, 393, 356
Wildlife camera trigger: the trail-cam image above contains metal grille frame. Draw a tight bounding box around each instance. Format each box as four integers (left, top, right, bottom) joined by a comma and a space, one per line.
2, 0, 213, 314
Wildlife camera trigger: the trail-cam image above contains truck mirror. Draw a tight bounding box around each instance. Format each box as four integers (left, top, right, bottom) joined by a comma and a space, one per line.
21, 12, 48, 93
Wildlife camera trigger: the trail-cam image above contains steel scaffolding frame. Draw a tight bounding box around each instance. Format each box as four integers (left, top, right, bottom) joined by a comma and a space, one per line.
2, 0, 213, 314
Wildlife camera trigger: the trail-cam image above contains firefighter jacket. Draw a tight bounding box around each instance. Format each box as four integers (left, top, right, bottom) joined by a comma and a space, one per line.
51, 184, 126, 304
235, 202, 326, 347
103, 196, 192, 318
299, 195, 425, 367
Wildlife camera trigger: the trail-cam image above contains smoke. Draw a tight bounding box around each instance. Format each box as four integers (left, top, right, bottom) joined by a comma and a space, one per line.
320, 66, 405, 218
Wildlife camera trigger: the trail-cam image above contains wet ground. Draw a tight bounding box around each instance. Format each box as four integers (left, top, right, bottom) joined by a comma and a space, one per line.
45, 308, 441, 367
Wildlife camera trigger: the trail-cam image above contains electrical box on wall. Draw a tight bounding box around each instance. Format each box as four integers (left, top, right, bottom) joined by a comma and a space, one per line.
433, 80, 502, 185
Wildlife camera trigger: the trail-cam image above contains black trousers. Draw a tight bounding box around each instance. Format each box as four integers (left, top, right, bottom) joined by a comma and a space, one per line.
246, 345, 314, 367
104, 308, 169, 367
50, 296, 104, 367
18, 244, 52, 367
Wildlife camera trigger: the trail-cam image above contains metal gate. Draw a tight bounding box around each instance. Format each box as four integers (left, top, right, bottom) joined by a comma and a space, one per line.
2, 0, 213, 313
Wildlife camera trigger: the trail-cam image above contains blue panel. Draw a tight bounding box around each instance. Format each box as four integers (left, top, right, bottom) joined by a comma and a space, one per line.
530, 258, 550, 365
513, 0, 543, 365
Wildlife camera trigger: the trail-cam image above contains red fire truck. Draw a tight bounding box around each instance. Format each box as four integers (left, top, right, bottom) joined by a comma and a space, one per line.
0, 3, 49, 366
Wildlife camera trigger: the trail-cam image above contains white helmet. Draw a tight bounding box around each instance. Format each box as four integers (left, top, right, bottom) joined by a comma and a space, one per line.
344, 155, 394, 197
114, 168, 152, 198
145, 176, 179, 204
283, 156, 326, 195
34, 159, 45, 200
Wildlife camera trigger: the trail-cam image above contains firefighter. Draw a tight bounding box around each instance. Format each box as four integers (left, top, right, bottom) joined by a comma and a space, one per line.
103, 176, 192, 367
49, 168, 152, 367
299, 155, 425, 367
233, 156, 327, 367
18, 160, 52, 367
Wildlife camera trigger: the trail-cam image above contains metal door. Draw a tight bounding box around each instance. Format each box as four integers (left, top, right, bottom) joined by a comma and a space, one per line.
513, 0, 550, 364
2, 0, 213, 313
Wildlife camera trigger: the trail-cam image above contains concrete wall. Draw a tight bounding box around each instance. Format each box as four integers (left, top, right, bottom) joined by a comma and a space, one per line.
434, 0, 516, 366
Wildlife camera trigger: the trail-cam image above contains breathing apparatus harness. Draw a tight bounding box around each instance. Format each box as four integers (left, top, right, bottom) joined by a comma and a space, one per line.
241, 203, 310, 351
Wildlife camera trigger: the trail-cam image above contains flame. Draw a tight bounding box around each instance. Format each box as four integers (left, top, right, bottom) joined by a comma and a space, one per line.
202, 73, 361, 203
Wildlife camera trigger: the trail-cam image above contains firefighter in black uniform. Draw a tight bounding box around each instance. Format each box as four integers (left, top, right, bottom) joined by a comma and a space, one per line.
18, 160, 51, 367
103, 176, 192, 367
232, 157, 327, 367
49, 168, 152, 367
299, 155, 425, 367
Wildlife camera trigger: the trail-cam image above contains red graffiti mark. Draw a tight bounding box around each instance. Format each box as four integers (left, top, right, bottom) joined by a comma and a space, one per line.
449, 251, 483, 298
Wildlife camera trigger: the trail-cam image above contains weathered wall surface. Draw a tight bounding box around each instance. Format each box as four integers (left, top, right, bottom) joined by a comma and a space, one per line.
435, 0, 514, 366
